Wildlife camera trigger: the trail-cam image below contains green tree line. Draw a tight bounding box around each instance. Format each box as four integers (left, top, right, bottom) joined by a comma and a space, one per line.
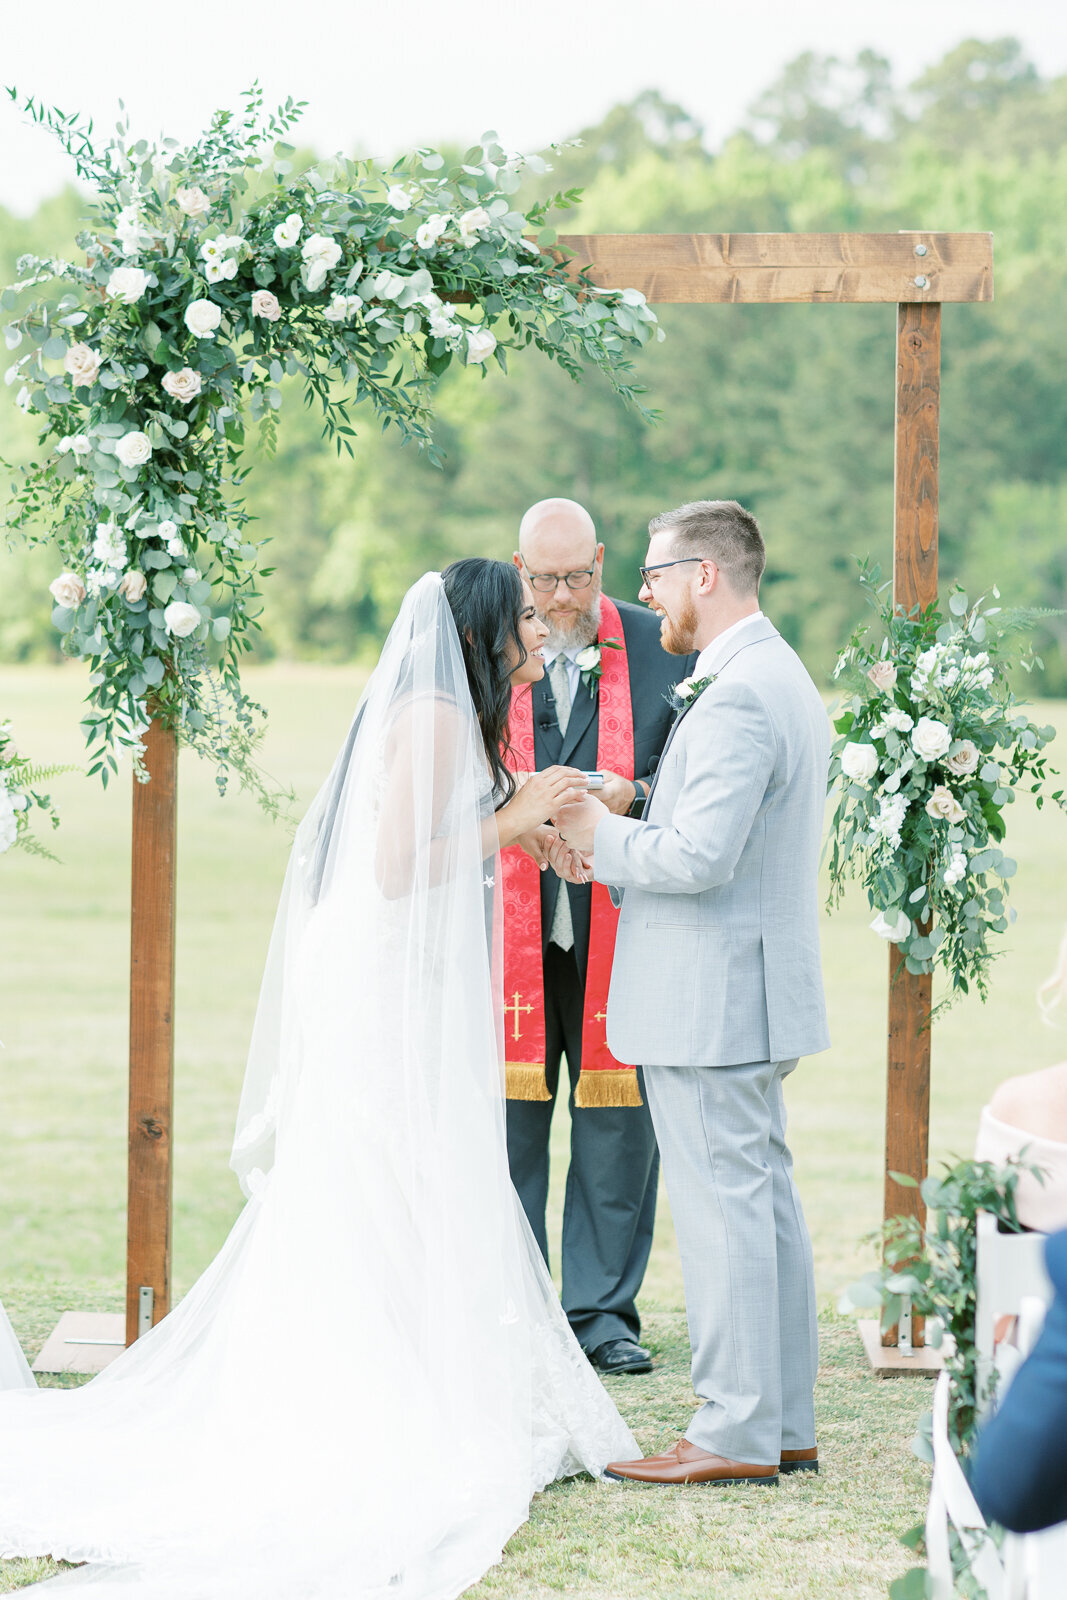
2, 36, 1066, 685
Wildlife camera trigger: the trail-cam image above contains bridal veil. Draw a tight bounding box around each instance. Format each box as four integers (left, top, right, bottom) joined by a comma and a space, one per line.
0, 573, 635, 1599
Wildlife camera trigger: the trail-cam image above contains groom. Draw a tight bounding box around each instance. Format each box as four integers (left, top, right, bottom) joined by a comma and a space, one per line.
556, 498, 830, 1485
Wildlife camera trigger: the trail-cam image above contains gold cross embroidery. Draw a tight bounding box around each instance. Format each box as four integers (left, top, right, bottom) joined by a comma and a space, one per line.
504, 991, 533, 1041
594, 1009, 608, 1023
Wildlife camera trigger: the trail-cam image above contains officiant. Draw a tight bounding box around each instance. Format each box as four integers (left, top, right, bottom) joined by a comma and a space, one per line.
502, 497, 692, 1375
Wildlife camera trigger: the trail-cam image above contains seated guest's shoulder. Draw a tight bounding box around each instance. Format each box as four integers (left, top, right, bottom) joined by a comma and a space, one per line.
989, 1061, 1067, 1142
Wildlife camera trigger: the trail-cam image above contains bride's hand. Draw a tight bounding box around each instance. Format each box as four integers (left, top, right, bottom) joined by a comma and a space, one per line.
498, 767, 588, 846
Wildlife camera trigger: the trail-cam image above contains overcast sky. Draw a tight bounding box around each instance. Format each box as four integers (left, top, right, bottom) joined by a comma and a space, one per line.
2, 0, 1065, 215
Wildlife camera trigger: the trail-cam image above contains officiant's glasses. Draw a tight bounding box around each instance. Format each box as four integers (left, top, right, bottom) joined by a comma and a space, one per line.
520, 558, 598, 592
639, 557, 704, 587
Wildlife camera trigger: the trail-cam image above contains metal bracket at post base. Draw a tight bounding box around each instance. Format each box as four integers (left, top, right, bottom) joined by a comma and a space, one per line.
137, 1285, 154, 1339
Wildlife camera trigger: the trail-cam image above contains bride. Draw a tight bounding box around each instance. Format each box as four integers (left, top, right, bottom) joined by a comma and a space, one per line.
0, 559, 639, 1599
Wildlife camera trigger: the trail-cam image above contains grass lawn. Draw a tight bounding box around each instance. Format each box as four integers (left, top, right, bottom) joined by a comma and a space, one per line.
3, 663, 1067, 1596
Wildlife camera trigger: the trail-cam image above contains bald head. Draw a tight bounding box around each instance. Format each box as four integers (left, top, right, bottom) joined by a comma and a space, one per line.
514, 497, 604, 649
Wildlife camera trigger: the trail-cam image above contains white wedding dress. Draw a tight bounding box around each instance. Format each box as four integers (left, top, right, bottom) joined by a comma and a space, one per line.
0, 1298, 34, 1391
0, 575, 637, 1599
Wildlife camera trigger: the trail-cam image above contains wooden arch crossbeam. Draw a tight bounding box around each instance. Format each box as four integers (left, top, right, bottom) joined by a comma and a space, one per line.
127, 230, 994, 1352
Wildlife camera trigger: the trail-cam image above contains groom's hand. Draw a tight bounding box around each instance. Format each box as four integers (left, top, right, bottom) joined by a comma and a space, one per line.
555, 795, 608, 856
542, 832, 591, 884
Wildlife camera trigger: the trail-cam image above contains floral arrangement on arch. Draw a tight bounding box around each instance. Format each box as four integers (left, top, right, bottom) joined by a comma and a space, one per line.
826, 564, 1065, 1007
2, 86, 660, 800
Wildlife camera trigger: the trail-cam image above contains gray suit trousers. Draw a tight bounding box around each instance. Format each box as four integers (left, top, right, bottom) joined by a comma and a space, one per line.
642, 1058, 818, 1465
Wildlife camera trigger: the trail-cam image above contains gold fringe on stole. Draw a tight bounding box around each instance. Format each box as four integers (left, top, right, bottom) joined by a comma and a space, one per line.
574, 1068, 643, 1108
506, 1062, 551, 1102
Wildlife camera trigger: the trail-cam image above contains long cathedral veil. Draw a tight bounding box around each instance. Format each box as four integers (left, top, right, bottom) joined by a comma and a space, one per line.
0, 572, 635, 1600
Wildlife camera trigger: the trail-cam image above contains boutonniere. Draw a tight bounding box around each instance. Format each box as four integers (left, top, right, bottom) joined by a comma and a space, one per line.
669, 672, 717, 712
574, 637, 621, 694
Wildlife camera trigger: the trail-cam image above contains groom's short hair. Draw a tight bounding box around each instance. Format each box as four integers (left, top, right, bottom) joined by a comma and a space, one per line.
649, 500, 766, 596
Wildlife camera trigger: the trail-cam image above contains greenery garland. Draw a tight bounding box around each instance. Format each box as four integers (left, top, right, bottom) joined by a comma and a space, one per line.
0, 721, 66, 858
2, 87, 660, 800
826, 564, 1065, 1009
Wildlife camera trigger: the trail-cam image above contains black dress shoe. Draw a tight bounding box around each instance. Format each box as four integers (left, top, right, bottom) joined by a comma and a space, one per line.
588, 1338, 653, 1374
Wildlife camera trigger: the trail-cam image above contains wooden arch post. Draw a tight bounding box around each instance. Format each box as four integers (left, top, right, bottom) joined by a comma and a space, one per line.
124, 230, 992, 1346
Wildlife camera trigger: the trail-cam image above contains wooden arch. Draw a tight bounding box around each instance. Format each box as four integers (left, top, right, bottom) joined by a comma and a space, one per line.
128, 228, 994, 1350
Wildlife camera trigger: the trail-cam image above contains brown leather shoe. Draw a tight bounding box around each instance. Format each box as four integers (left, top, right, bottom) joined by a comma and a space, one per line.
780, 1447, 819, 1475
605, 1439, 778, 1486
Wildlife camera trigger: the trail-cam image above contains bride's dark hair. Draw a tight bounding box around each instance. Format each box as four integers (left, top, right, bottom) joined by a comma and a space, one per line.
442, 557, 528, 805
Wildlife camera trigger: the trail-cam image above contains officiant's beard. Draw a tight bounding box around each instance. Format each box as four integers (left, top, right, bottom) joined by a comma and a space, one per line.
660, 597, 699, 655
537, 576, 603, 654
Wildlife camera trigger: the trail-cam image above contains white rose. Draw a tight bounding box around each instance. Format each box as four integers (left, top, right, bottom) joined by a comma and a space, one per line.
840, 741, 879, 783
64, 342, 102, 387
272, 213, 303, 249
674, 676, 698, 702
162, 367, 202, 403
301, 233, 342, 292
925, 784, 966, 824
69, 434, 91, 457
184, 299, 222, 339
49, 572, 86, 608
115, 431, 153, 469
156, 519, 179, 542
870, 909, 911, 944
205, 257, 238, 284
163, 601, 202, 638
911, 717, 952, 762
386, 185, 413, 212
867, 660, 897, 693
943, 740, 980, 777
119, 570, 147, 603
251, 290, 282, 323
106, 266, 149, 303
458, 206, 492, 241
323, 295, 349, 323
176, 186, 211, 219
574, 646, 600, 671
466, 327, 497, 365
0, 786, 17, 854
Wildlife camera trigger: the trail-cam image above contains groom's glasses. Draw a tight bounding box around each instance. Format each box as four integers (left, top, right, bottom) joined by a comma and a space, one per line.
521, 558, 598, 593
639, 557, 704, 587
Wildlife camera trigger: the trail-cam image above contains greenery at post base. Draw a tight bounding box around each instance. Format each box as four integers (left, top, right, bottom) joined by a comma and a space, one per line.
2, 87, 660, 801
842, 1157, 1040, 1600
826, 564, 1066, 1013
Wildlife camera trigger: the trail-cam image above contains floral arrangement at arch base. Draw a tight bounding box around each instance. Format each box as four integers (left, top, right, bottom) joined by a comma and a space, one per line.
0, 721, 66, 858
826, 563, 1066, 1010
2, 87, 661, 801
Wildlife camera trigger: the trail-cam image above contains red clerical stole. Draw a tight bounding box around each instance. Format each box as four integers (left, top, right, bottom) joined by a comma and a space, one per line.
500, 596, 641, 1108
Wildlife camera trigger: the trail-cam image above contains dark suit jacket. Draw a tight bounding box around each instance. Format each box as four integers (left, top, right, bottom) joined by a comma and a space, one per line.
969, 1227, 1067, 1533
531, 596, 694, 975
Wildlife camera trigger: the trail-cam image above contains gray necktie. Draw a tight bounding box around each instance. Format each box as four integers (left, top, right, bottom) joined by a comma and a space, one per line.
546, 655, 574, 951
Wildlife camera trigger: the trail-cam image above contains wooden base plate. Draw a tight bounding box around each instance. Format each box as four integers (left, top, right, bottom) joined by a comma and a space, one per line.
32, 1312, 127, 1375
858, 1319, 945, 1377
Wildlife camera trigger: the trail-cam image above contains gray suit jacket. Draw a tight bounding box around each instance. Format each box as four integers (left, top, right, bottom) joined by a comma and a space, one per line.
594, 618, 831, 1068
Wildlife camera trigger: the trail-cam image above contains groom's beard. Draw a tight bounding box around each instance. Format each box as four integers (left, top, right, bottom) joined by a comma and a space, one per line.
537, 577, 603, 654
659, 597, 699, 655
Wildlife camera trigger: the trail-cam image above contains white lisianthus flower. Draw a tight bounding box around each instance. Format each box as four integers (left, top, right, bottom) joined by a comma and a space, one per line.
200, 239, 225, 264
204, 257, 238, 284
49, 572, 86, 608
466, 327, 497, 365
574, 646, 601, 672
944, 851, 969, 887
156, 520, 179, 542
272, 213, 303, 249
911, 717, 952, 762
386, 185, 413, 212
867, 660, 897, 692
323, 295, 348, 322
56, 432, 91, 458
106, 266, 149, 303
184, 299, 222, 339
176, 186, 211, 219
55, 436, 72, 455
458, 206, 492, 241
163, 601, 202, 638
115, 431, 153, 469
0, 784, 17, 854
162, 367, 202, 403
943, 739, 980, 777
427, 308, 461, 340
872, 791, 909, 849
251, 290, 282, 323
881, 708, 914, 734
926, 784, 966, 824
64, 342, 102, 387
301, 233, 343, 292
415, 212, 450, 248
118, 570, 147, 603
870, 908, 911, 943
115, 204, 147, 256
840, 741, 879, 783
167, 538, 186, 559
92, 523, 127, 571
